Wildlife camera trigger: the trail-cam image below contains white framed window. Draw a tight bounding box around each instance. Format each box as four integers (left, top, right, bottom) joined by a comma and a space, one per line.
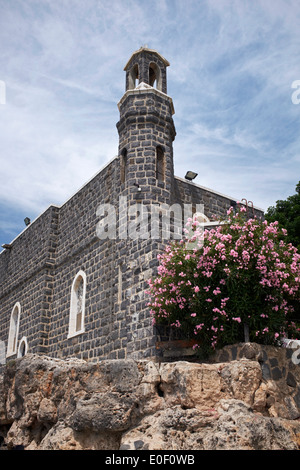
68, 270, 87, 339
0, 340, 6, 365
7, 302, 21, 357
17, 336, 28, 358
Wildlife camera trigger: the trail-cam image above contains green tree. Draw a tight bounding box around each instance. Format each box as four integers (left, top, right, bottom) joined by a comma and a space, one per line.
265, 181, 300, 251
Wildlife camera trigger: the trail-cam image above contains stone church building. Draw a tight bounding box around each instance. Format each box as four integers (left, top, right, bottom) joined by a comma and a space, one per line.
0, 47, 263, 363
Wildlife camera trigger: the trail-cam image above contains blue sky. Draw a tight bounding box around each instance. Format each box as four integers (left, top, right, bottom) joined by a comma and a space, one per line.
0, 0, 300, 247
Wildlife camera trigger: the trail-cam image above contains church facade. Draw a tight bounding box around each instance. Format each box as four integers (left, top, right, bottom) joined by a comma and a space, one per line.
0, 47, 263, 364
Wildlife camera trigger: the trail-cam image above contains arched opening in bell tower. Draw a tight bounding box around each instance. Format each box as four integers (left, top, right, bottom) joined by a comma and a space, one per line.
128, 64, 139, 90
149, 63, 162, 91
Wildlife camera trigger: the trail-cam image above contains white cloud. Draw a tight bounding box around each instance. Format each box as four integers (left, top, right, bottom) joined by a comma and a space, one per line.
0, 0, 300, 242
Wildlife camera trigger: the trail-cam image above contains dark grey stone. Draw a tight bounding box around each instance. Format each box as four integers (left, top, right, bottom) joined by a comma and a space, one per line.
287, 372, 297, 388
261, 363, 271, 380
293, 387, 300, 409
271, 367, 283, 381
134, 440, 144, 449
0, 47, 264, 364
270, 358, 278, 367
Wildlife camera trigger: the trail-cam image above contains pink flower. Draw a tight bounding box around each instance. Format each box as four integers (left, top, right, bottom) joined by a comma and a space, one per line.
232, 317, 241, 323
147, 204, 300, 354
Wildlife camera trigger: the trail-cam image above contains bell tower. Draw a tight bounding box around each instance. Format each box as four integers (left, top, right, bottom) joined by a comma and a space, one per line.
116, 47, 176, 201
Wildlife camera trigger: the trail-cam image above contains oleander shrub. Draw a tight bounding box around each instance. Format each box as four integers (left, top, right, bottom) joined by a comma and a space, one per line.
147, 207, 300, 357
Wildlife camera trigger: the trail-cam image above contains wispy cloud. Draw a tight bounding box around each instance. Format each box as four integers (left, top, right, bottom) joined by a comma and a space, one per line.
0, 0, 300, 244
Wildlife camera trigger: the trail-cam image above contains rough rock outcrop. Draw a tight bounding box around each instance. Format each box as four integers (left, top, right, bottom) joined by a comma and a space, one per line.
1, 345, 300, 450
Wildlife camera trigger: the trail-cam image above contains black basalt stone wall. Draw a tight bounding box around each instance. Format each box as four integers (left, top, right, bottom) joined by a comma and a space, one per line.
0, 49, 264, 366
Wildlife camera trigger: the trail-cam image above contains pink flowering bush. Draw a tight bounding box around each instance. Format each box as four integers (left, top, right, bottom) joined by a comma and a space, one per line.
147, 207, 300, 357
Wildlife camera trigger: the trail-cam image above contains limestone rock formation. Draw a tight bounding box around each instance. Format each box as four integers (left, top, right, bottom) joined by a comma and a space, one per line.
1, 345, 300, 450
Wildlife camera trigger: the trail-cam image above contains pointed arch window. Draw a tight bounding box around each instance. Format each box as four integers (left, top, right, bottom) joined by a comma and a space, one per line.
68, 270, 86, 338
156, 146, 165, 182
17, 336, 28, 358
7, 302, 21, 357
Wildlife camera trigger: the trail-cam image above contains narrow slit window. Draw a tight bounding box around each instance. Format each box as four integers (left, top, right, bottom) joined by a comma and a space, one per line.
118, 263, 123, 304
156, 146, 165, 182
121, 148, 128, 183
68, 270, 86, 338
